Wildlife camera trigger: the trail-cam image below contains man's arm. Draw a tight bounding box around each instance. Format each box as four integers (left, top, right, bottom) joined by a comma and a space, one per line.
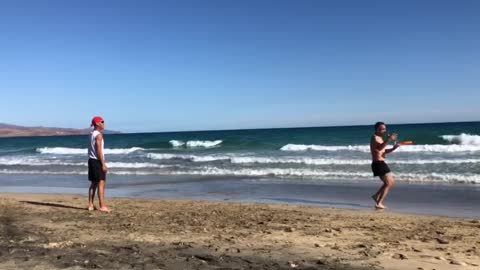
385, 144, 400, 154
374, 136, 392, 152
95, 134, 108, 172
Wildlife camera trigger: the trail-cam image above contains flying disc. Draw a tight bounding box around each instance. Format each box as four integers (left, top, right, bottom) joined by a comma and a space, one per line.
398, 141, 413, 146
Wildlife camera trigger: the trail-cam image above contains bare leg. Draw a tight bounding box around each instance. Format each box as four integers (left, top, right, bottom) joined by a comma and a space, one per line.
376, 173, 394, 209
371, 183, 386, 203
371, 175, 388, 204
97, 180, 110, 212
88, 182, 98, 210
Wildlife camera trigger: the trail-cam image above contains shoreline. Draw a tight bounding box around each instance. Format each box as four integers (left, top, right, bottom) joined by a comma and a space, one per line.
1, 193, 479, 269
1, 174, 480, 219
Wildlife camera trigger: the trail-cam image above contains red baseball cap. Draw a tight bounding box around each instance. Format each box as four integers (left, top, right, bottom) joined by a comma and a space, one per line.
91, 116, 104, 127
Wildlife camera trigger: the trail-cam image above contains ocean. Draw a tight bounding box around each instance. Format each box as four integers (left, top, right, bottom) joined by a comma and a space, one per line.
1, 121, 479, 185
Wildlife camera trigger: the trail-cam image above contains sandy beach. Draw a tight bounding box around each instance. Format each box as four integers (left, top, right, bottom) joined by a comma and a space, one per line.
0, 193, 478, 270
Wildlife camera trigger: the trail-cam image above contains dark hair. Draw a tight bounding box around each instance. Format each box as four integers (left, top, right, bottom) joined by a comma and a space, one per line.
374, 122, 385, 130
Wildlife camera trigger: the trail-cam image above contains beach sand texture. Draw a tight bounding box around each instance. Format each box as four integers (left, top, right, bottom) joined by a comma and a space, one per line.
0, 193, 479, 270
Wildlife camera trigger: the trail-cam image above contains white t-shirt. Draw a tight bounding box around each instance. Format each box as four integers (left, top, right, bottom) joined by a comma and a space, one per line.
88, 130, 104, 160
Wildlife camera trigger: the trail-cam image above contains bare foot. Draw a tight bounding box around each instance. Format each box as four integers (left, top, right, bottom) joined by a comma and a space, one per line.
87, 205, 95, 211
375, 204, 387, 210
98, 207, 111, 213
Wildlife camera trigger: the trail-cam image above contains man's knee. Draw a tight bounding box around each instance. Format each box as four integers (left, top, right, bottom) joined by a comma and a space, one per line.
386, 177, 395, 187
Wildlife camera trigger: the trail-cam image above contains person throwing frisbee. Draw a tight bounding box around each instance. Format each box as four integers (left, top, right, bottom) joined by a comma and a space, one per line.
370, 122, 401, 209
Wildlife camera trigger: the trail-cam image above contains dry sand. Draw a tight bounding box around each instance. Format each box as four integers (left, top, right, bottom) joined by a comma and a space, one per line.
0, 193, 478, 270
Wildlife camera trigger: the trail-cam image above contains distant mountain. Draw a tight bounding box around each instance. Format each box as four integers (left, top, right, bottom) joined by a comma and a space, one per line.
0, 123, 120, 138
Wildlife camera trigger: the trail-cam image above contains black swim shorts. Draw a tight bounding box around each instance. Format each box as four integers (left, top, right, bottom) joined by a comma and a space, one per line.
88, 158, 106, 182
371, 161, 391, 177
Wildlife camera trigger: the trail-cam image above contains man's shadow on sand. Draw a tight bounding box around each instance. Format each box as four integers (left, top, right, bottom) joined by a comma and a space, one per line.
20, 201, 85, 210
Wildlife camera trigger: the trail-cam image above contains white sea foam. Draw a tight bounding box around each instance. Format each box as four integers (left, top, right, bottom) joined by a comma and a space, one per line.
0, 157, 169, 168
395, 144, 480, 152
4, 155, 479, 168
441, 133, 480, 145
280, 144, 370, 152
36, 147, 144, 155
281, 143, 480, 153
146, 153, 480, 165
169, 140, 185, 147
147, 153, 231, 162
186, 140, 223, 148
161, 168, 480, 184
107, 162, 169, 168
230, 157, 480, 165
169, 140, 223, 148
1, 166, 478, 184
0, 169, 87, 175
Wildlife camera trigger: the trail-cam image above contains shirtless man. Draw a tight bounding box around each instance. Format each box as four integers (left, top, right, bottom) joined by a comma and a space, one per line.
370, 122, 401, 209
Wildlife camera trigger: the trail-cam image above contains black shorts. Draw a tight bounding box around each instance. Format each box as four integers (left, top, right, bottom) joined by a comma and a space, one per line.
88, 158, 106, 182
371, 161, 391, 177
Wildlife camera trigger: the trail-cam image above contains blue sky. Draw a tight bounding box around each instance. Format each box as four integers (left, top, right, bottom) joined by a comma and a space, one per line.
0, 0, 479, 132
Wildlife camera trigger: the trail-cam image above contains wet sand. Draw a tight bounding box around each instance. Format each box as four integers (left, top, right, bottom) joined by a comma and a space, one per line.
0, 193, 479, 270
2, 174, 480, 219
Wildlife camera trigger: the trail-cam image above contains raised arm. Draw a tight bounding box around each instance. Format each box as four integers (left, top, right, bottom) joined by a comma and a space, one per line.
385, 143, 400, 154
372, 133, 399, 155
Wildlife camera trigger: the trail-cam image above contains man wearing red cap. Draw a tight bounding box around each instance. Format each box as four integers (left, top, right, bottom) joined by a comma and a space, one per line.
87, 116, 110, 212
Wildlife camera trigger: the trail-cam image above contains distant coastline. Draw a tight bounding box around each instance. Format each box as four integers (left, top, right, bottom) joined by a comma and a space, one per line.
0, 123, 119, 138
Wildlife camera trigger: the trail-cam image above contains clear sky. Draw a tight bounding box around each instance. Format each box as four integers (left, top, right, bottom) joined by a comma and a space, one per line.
0, 0, 479, 132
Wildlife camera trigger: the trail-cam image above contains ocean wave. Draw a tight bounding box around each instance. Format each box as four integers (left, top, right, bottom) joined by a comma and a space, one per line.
230, 157, 480, 165
169, 140, 223, 148
395, 145, 480, 152
169, 140, 185, 148
36, 147, 144, 155
280, 143, 480, 153
147, 153, 231, 162
122, 168, 480, 184
1, 167, 478, 184
146, 153, 480, 165
441, 133, 480, 145
0, 169, 87, 175
0, 157, 167, 168
107, 162, 169, 168
164, 169, 480, 184
3, 155, 480, 168
280, 144, 370, 152
0, 157, 64, 166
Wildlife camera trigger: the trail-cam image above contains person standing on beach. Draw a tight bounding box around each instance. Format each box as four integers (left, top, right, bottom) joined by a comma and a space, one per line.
370, 122, 401, 209
87, 116, 110, 212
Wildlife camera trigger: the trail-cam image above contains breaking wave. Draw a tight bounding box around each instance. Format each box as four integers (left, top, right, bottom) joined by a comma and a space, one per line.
36, 147, 144, 155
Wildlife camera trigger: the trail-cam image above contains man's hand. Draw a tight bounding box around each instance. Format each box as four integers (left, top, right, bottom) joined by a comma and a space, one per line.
102, 164, 108, 173
394, 142, 401, 149
388, 133, 398, 141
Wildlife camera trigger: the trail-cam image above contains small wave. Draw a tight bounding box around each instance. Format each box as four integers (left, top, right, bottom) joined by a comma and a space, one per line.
169, 140, 223, 148
36, 147, 144, 155
164, 168, 480, 184
187, 140, 222, 148
0, 169, 87, 175
441, 133, 480, 145
107, 162, 169, 168
146, 153, 480, 165
231, 157, 480, 165
281, 143, 480, 153
0, 158, 83, 167
396, 145, 480, 153
1, 167, 478, 184
0, 157, 167, 168
281, 144, 370, 152
169, 140, 185, 148
147, 153, 230, 162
